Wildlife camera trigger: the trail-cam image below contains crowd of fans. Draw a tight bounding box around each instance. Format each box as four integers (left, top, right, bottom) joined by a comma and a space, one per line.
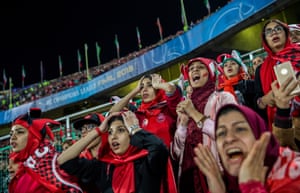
0, 30, 184, 111
0, 17, 300, 193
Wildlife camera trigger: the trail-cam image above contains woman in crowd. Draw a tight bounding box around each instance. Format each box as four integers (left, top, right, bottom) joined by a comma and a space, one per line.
255, 18, 300, 129
217, 50, 256, 109
194, 102, 300, 193
57, 111, 172, 193
289, 24, 300, 44
109, 73, 180, 191
171, 57, 237, 193
8, 108, 82, 193
109, 73, 181, 149
251, 55, 265, 78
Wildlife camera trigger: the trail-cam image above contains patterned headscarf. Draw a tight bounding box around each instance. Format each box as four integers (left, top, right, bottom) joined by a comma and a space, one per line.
260, 19, 300, 130
10, 108, 60, 162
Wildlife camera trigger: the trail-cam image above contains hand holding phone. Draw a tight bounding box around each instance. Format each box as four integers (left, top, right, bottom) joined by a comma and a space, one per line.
273, 61, 300, 95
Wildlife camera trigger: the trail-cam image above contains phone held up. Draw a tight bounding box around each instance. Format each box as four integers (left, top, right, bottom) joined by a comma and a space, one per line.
273, 61, 300, 95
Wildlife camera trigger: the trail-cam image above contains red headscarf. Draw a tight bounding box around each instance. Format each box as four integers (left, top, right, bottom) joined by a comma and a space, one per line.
9, 108, 82, 193
138, 75, 168, 113
10, 108, 60, 162
215, 104, 280, 193
98, 134, 148, 193
260, 19, 300, 129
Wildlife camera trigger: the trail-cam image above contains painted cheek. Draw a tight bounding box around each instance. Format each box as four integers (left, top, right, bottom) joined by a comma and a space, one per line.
202, 72, 209, 77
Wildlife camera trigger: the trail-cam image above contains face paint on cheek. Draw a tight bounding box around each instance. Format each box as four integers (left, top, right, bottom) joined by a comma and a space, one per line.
202, 72, 209, 78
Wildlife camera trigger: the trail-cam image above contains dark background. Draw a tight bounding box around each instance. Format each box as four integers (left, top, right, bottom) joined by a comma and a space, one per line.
0, 0, 228, 88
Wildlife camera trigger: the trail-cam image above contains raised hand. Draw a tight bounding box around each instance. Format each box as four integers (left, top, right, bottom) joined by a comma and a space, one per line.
238, 132, 271, 184
194, 144, 225, 193
99, 112, 121, 133
271, 77, 298, 109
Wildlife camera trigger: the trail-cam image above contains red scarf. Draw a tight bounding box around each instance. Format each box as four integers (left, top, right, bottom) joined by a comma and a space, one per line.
260, 21, 300, 130
99, 145, 149, 193
9, 141, 82, 193
138, 88, 167, 114
217, 74, 243, 101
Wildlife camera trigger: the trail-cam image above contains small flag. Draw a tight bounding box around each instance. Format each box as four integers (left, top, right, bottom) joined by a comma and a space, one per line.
204, 0, 211, 15
3, 69, 7, 89
59, 127, 64, 138
136, 27, 142, 49
156, 17, 163, 41
84, 43, 91, 80
180, 0, 189, 31
96, 42, 101, 65
77, 49, 82, 72
9, 77, 13, 109
58, 55, 63, 77
22, 65, 26, 88
40, 60, 44, 82
114, 34, 120, 59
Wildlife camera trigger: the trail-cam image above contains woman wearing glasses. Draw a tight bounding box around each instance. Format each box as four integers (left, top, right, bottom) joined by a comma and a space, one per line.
254, 19, 300, 136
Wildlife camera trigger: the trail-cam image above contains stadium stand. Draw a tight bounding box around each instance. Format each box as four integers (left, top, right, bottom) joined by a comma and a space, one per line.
0, 0, 300, 192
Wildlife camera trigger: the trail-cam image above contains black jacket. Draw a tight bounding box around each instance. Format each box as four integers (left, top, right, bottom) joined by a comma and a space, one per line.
60, 130, 169, 193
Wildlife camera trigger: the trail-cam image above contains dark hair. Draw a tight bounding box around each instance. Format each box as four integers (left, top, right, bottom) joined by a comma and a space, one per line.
107, 115, 124, 128
142, 74, 152, 81
215, 105, 241, 133
262, 19, 289, 45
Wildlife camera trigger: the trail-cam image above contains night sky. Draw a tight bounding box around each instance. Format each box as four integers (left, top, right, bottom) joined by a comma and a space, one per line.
0, 0, 228, 88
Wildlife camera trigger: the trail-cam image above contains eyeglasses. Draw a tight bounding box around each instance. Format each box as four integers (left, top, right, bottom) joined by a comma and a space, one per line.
264, 25, 284, 37
81, 124, 96, 132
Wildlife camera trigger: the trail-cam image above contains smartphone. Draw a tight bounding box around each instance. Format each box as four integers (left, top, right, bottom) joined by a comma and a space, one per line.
273, 61, 300, 95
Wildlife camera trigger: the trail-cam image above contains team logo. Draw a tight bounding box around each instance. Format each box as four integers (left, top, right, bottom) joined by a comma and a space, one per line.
157, 113, 166, 123
142, 119, 148, 127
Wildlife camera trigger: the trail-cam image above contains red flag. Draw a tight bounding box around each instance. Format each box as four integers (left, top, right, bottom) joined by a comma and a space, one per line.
40, 60, 44, 82
58, 55, 63, 77
77, 49, 83, 72
156, 17, 163, 40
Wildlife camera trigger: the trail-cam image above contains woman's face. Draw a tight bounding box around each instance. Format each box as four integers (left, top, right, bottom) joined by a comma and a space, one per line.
108, 120, 130, 155
264, 22, 287, 53
188, 61, 209, 88
290, 30, 300, 43
216, 110, 256, 176
140, 77, 156, 103
223, 60, 240, 78
10, 124, 29, 153
252, 56, 264, 72
8, 159, 19, 180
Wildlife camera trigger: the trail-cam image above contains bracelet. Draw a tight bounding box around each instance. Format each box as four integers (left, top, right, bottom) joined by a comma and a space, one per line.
257, 97, 266, 108
95, 127, 103, 137
196, 115, 208, 129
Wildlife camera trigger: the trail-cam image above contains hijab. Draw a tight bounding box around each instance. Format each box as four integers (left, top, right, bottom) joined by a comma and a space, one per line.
180, 57, 217, 193
215, 104, 280, 193
260, 19, 300, 129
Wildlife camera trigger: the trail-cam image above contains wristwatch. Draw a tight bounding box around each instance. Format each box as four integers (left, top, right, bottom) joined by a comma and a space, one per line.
128, 124, 140, 135
196, 115, 207, 128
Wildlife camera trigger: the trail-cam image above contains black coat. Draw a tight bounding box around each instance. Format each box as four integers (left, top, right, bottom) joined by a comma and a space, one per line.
60, 130, 169, 193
